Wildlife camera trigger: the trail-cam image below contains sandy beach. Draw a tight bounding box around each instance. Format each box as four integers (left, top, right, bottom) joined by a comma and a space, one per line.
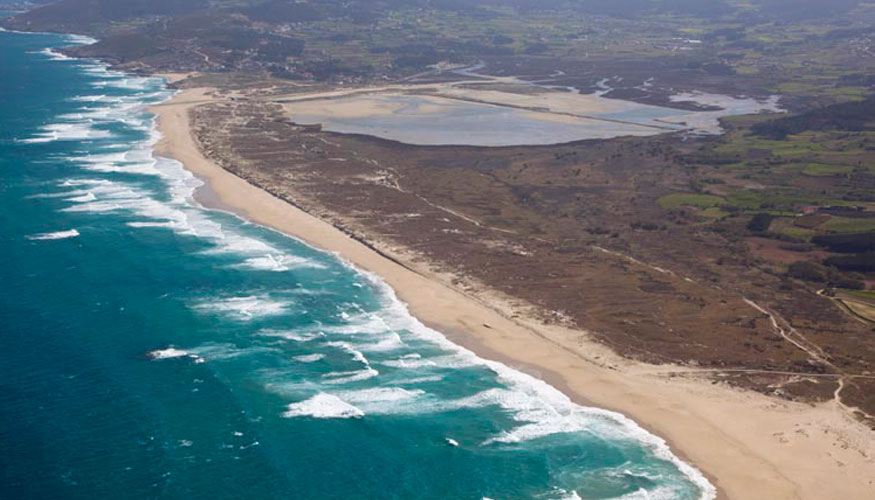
151, 86, 875, 500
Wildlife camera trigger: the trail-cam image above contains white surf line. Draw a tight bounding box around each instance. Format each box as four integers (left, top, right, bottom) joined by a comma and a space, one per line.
157, 84, 717, 497
26, 229, 80, 240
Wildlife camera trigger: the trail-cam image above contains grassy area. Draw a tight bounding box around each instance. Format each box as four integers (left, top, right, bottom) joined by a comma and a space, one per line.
722, 190, 853, 210
802, 163, 853, 177
822, 217, 875, 234
845, 290, 875, 300
710, 134, 821, 158
700, 206, 730, 219
658, 193, 725, 210
773, 82, 870, 101
780, 226, 817, 240
769, 218, 817, 239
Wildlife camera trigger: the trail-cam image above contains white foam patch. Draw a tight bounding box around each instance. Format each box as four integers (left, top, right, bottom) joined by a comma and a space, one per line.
66, 34, 98, 45
293, 353, 325, 363
557, 490, 582, 500
28, 189, 90, 199
147, 347, 204, 363
65, 192, 96, 202
308, 311, 411, 352
355, 333, 407, 353
58, 175, 199, 233
33, 90, 325, 278
258, 329, 324, 342
321, 311, 395, 336
203, 233, 276, 255
34, 48, 73, 61
393, 375, 444, 384
19, 122, 114, 143
90, 76, 155, 91
613, 486, 676, 500
379, 357, 438, 369
126, 221, 178, 229
79, 160, 160, 176
237, 253, 326, 272
60, 179, 113, 187
187, 342, 274, 361
71, 94, 116, 103
324, 341, 369, 364
26, 229, 79, 240
346, 271, 717, 500
55, 94, 156, 134
335, 387, 424, 405
282, 393, 364, 419
193, 295, 290, 320
321, 368, 379, 385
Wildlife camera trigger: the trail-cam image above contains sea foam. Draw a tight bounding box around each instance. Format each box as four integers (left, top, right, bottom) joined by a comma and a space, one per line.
29, 48, 716, 499
35, 48, 73, 61
193, 295, 291, 320
19, 122, 115, 144
282, 393, 364, 419
293, 354, 326, 363
147, 347, 204, 363
345, 271, 717, 499
26, 229, 80, 240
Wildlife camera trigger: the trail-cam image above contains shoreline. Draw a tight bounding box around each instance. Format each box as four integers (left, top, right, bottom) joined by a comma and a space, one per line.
150, 86, 875, 500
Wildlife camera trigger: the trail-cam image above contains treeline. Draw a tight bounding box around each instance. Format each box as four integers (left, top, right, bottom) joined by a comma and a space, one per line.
812, 232, 875, 253
824, 254, 875, 273
787, 260, 866, 289
777, 231, 874, 284
752, 96, 875, 139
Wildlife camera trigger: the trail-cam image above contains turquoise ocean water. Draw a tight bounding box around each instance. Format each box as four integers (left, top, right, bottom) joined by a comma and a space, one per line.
0, 28, 715, 500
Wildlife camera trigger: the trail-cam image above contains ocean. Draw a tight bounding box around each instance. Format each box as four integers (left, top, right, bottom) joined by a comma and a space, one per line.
0, 28, 715, 500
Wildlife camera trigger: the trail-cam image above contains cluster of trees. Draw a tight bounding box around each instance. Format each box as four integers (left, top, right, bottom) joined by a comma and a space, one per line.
743, 215, 873, 289
779, 231, 874, 287
787, 261, 867, 289
812, 231, 875, 253
746, 213, 774, 233
752, 97, 875, 140
824, 254, 875, 273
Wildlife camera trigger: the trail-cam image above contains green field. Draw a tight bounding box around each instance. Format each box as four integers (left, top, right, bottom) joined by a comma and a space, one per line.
823, 217, 875, 234
657, 193, 725, 210
845, 290, 875, 300
802, 163, 854, 177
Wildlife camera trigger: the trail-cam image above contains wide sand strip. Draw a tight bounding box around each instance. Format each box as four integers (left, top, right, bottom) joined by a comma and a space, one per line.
150, 87, 875, 500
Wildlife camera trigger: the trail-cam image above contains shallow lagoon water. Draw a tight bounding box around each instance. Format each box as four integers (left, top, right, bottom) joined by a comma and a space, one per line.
0, 28, 715, 500
288, 90, 779, 147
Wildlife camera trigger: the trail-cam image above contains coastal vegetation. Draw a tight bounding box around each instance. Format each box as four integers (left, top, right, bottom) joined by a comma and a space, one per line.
6, 0, 875, 422
4, 1, 875, 497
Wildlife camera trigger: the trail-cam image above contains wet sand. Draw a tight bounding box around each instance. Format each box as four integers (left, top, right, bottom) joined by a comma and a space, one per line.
150, 86, 875, 500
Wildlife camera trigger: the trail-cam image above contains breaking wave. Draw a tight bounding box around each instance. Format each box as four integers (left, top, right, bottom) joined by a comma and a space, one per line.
18, 41, 715, 500
26, 229, 80, 240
